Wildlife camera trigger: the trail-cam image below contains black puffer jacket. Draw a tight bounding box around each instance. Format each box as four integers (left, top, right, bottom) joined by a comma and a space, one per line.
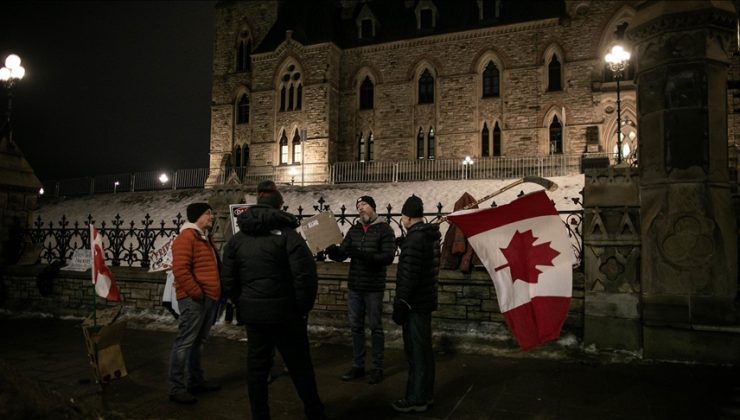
327, 217, 395, 292
395, 222, 441, 313
220, 205, 317, 324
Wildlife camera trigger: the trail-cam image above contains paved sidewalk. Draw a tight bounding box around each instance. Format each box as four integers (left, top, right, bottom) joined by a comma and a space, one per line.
0, 316, 739, 420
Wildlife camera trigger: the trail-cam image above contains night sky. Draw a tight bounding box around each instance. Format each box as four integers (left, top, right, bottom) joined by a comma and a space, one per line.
0, 1, 216, 180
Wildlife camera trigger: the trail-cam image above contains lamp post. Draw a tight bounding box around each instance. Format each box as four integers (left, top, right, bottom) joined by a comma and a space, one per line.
288, 166, 298, 185
113, 181, 120, 194
605, 44, 631, 164
159, 173, 169, 189
462, 156, 474, 179
0, 54, 26, 144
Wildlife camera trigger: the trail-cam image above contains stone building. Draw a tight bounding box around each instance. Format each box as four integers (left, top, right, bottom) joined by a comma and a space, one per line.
205, 0, 648, 187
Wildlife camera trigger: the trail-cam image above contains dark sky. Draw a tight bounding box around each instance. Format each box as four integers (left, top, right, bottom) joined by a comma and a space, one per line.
0, 1, 216, 180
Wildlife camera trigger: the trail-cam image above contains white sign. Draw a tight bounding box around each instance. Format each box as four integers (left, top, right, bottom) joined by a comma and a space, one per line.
149, 236, 176, 272
229, 204, 254, 235
62, 249, 91, 272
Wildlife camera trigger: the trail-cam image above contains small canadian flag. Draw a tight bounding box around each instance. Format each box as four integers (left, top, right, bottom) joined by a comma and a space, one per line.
447, 190, 574, 351
90, 225, 121, 302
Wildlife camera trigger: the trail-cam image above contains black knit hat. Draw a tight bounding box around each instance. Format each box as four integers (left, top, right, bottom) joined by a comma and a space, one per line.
401, 195, 423, 218
187, 202, 212, 222
258, 190, 284, 209
257, 180, 277, 194
356, 195, 376, 210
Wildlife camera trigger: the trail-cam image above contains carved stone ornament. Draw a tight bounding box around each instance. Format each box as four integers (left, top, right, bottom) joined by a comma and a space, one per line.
652, 212, 715, 268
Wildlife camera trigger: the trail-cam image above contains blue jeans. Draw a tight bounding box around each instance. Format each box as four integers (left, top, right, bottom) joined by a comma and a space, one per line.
347, 289, 384, 370
169, 297, 217, 394
402, 311, 435, 404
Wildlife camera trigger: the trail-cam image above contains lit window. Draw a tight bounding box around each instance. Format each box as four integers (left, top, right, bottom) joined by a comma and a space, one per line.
292, 130, 302, 163
279, 131, 289, 164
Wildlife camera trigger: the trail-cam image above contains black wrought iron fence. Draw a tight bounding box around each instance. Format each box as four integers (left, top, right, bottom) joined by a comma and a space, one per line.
25, 198, 583, 269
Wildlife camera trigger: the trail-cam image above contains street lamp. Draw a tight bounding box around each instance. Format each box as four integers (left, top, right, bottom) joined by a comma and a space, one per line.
605, 44, 631, 164
288, 166, 298, 185
462, 156, 474, 179
113, 181, 120, 194
0, 54, 26, 143
159, 173, 169, 186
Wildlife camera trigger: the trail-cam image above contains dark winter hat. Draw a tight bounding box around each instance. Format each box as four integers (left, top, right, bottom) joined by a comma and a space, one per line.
356, 195, 376, 210
257, 180, 277, 194
187, 202, 212, 223
401, 195, 424, 218
258, 190, 284, 209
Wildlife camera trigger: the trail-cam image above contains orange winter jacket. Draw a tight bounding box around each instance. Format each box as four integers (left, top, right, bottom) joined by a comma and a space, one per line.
172, 224, 221, 301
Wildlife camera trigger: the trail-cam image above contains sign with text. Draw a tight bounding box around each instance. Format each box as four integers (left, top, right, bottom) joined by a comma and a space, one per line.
229, 204, 254, 235
148, 236, 176, 272
62, 248, 91, 272
299, 211, 343, 255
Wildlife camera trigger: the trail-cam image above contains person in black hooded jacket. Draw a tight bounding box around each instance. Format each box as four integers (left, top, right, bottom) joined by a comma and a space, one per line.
391, 195, 440, 414
221, 181, 325, 420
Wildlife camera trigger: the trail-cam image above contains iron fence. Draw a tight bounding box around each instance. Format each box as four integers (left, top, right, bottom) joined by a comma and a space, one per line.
25, 198, 583, 269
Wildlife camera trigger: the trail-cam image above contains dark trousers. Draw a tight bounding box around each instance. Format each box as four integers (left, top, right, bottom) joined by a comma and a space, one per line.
246, 317, 324, 420
402, 311, 435, 404
347, 289, 384, 370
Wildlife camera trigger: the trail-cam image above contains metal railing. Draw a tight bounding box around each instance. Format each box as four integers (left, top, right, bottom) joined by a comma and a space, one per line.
42, 168, 209, 197
24, 197, 584, 269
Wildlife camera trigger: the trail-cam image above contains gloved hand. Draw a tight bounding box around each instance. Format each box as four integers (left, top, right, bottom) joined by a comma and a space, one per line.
326, 244, 340, 260
392, 300, 410, 325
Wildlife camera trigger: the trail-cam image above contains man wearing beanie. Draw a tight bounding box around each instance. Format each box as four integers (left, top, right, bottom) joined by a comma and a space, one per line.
169, 202, 221, 404
221, 183, 325, 419
391, 195, 440, 413
327, 194, 395, 385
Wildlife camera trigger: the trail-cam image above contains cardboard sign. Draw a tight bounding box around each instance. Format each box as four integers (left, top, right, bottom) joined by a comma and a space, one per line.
299, 211, 343, 255
82, 306, 127, 383
229, 204, 254, 235
62, 248, 91, 272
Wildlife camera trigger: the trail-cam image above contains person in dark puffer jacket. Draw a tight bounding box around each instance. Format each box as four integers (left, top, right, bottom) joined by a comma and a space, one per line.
221, 181, 326, 420
391, 195, 440, 414
327, 195, 396, 385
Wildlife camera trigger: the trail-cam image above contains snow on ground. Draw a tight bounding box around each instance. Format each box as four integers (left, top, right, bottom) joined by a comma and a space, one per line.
34, 175, 584, 227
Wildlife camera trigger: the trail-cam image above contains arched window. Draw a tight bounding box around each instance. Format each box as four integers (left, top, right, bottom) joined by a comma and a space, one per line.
417, 128, 425, 159
237, 94, 249, 124
549, 116, 562, 154
292, 130, 302, 163
547, 54, 562, 91
482, 61, 500, 97
279, 65, 303, 112
427, 127, 435, 159
360, 76, 374, 110
481, 123, 490, 157
279, 131, 289, 164
358, 133, 366, 161
242, 144, 250, 167
234, 145, 242, 167
368, 132, 375, 161
418, 69, 434, 104
236, 32, 251, 72
493, 122, 501, 156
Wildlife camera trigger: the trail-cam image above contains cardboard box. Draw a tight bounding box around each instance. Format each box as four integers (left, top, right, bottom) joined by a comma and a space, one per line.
299, 211, 343, 255
82, 306, 127, 384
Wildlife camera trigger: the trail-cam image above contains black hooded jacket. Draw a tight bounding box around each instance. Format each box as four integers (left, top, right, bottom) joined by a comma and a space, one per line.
221, 204, 317, 324
395, 222, 441, 313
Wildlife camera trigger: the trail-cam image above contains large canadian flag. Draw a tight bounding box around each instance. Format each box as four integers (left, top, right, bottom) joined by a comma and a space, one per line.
447, 190, 574, 351
90, 225, 121, 301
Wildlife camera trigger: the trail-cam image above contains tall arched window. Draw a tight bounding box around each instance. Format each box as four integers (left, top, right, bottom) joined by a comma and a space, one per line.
279, 131, 289, 164
292, 130, 302, 163
368, 132, 375, 161
242, 144, 250, 167
549, 116, 562, 154
234, 145, 242, 167
237, 94, 249, 124
481, 123, 490, 157
279, 65, 303, 112
236, 32, 251, 72
418, 69, 434, 104
417, 128, 425, 159
493, 122, 501, 156
358, 133, 366, 161
360, 76, 374, 110
427, 127, 435, 159
548, 54, 562, 91
482, 61, 500, 97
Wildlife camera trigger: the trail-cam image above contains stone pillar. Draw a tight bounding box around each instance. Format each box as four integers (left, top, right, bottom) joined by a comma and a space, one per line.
0, 135, 42, 266
630, 1, 739, 361
582, 167, 642, 351
207, 185, 246, 255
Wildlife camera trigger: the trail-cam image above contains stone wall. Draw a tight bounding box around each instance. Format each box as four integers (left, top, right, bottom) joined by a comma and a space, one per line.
0, 262, 585, 351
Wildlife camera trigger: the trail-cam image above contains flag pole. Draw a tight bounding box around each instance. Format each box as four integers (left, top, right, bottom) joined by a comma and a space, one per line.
437, 176, 558, 224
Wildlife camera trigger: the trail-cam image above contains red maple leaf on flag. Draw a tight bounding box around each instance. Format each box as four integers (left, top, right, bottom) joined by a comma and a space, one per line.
495, 230, 560, 284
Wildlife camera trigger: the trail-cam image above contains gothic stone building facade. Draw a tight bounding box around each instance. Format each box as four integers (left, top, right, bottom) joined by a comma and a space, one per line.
206, 0, 645, 186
